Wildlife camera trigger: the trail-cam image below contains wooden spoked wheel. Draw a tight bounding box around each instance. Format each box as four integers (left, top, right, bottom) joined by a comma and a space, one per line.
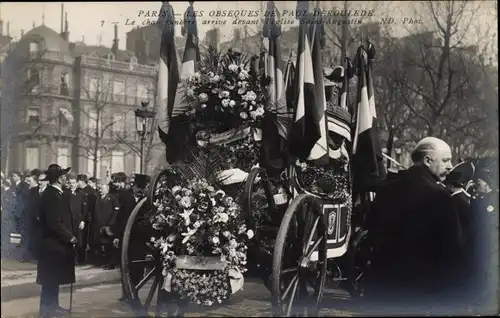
122, 168, 184, 317
243, 167, 278, 235
272, 194, 328, 317
121, 197, 163, 317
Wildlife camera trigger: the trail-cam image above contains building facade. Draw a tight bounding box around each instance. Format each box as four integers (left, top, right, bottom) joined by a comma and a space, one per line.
1, 19, 160, 179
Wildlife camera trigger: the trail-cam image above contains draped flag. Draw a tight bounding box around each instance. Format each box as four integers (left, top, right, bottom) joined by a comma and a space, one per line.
284, 53, 296, 112
164, 2, 201, 163
156, 1, 179, 145
308, 8, 329, 165
289, 3, 328, 164
259, 0, 292, 171
352, 45, 386, 193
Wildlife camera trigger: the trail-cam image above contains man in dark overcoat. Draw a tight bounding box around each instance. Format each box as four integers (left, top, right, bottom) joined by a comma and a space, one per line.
113, 174, 150, 301
29, 171, 49, 260
24, 169, 42, 261
36, 164, 78, 318
65, 174, 88, 264
77, 174, 96, 264
365, 137, 466, 312
94, 183, 120, 270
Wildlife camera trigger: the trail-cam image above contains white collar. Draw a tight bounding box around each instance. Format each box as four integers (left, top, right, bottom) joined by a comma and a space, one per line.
50, 184, 63, 194
16, 180, 20, 186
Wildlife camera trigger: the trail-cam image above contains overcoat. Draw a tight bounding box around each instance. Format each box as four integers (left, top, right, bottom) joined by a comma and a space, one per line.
27, 185, 43, 257
114, 188, 136, 241
366, 165, 466, 304
91, 193, 120, 245
36, 185, 77, 286
469, 190, 498, 297
64, 189, 88, 248
79, 185, 97, 247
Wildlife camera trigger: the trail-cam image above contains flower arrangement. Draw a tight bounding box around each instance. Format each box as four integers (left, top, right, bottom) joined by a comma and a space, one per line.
151, 173, 253, 306
184, 49, 270, 133
295, 155, 351, 204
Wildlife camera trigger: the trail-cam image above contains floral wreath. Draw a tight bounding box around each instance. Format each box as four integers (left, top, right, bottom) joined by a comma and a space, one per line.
151, 162, 254, 306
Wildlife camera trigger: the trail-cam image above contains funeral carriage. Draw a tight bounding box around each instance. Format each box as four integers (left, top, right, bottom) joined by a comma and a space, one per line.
119, 5, 376, 318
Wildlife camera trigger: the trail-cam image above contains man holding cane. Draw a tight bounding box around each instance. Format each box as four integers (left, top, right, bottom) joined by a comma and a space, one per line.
36, 164, 78, 318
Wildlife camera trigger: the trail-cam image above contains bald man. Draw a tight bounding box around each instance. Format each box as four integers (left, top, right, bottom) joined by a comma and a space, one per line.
365, 137, 466, 312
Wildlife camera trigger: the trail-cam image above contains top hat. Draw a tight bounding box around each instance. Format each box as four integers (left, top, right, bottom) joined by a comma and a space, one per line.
41, 164, 71, 181
133, 174, 151, 189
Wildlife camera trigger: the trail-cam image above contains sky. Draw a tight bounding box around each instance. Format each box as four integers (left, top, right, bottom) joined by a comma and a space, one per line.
0, 1, 497, 53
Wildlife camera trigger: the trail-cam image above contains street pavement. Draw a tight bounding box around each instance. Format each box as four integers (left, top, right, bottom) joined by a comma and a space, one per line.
1, 259, 489, 317
2, 280, 362, 317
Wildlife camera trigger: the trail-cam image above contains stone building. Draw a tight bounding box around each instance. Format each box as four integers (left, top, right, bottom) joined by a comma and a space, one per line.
1, 13, 160, 178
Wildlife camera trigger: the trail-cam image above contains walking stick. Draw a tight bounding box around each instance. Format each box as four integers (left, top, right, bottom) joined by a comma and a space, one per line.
69, 282, 74, 315
70, 244, 76, 316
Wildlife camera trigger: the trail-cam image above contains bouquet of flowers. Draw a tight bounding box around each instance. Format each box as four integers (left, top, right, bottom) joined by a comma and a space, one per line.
183, 48, 270, 133
151, 170, 253, 306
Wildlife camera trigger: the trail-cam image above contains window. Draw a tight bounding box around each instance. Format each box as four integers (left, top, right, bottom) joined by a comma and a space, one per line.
87, 150, 102, 177
135, 154, 141, 173
25, 147, 40, 170
29, 42, 39, 53
136, 83, 148, 100
112, 114, 125, 135
26, 108, 40, 124
60, 72, 70, 96
56, 147, 70, 168
111, 151, 125, 173
112, 80, 125, 102
88, 77, 100, 99
88, 110, 98, 135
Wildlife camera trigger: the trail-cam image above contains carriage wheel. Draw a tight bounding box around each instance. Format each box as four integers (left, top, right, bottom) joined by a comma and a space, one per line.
272, 194, 328, 317
121, 197, 167, 317
243, 167, 277, 234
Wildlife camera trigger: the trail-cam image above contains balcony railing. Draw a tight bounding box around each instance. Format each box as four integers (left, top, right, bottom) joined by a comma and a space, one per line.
28, 51, 74, 64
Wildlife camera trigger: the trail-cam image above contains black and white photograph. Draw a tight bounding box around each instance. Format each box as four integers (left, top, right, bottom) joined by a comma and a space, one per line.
1, 1, 498, 317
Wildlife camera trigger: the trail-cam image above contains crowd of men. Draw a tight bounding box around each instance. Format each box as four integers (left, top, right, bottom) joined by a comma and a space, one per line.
1, 169, 151, 269
1, 166, 151, 317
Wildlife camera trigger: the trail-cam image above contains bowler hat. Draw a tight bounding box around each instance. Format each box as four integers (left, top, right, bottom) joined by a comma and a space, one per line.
41, 164, 71, 181
134, 174, 151, 189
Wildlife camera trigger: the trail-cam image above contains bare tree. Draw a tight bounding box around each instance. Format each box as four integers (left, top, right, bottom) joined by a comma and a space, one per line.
394, 1, 495, 155
77, 65, 135, 178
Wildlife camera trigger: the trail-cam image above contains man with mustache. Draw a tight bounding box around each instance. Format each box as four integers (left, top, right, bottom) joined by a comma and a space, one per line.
365, 137, 466, 312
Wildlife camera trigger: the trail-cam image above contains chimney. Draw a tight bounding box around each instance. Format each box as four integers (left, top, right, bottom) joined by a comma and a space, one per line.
234, 28, 241, 41
0, 19, 3, 36
112, 24, 119, 54
7, 21, 10, 36
21, 29, 24, 37
63, 12, 69, 41
60, 4, 64, 34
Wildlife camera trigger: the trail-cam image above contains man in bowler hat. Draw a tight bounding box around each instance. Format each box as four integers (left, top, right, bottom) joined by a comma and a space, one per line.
114, 174, 151, 301
36, 164, 78, 318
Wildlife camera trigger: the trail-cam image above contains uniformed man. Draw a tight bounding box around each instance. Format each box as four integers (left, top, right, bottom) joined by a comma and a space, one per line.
365, 137, 466, 312
469, 162, 498, 305
114, 174, 151, 302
